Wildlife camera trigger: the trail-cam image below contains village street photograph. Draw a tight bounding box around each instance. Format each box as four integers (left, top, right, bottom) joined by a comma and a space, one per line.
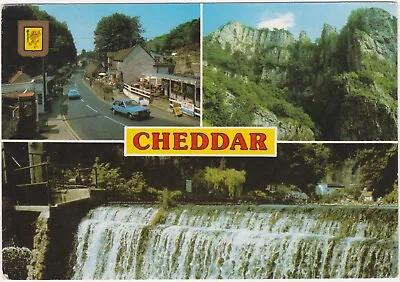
203, 2, 397, 141
1, 142, 398, 279
2, 4, 200, 140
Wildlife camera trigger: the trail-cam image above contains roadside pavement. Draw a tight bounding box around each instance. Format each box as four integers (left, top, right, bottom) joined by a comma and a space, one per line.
37, 96, 78, 140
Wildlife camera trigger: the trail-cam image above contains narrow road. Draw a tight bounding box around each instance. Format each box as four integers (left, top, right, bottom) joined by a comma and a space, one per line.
61, 72, 198, 140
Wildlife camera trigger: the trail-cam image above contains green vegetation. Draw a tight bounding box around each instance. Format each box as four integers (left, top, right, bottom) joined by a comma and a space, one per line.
91, 157, 158, 200
2, 247, 32, 279
383, 182, 398, 204
2, 5, 77, 81
193, 166, 246, 201
316, 187, 361, 204
146, 19, 200, 54
27, 217, 49, 279
94, 13, 144, 61
5, 142, 395, 205
355, 145, 397, 199
158, 189, 183, 208
203, 7, 397, 140
203, 68, 315, 130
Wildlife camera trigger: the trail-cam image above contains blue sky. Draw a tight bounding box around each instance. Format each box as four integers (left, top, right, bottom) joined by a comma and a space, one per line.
39, 4, 200, 53
203, 2, 397, 41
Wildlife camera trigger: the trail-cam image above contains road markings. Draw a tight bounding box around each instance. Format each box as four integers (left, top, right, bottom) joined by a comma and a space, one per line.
60, 96, 81, 140
104, 116, 127, 127
63, 118, 81, 140
80, 98, 85, 102
86, 104, 98, 113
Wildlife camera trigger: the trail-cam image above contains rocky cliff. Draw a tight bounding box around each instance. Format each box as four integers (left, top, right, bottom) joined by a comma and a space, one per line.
211, 20, 294, 55
204, 7, 397, 141
211, 21, 293, 85
344, 8, 397, 72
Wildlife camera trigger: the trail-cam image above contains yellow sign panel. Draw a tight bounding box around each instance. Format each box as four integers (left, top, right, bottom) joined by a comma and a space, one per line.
24, 27, 43, 51
125, 127, 277, 156
173, 106, 183, 116
18, 20, 49, 57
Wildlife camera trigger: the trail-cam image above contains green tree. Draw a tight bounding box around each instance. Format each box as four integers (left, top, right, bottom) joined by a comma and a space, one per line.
2, 247, 32, 279
194, 167, 246, 201
355, 145, 397, 199
94, 13, 144, 61
146, 19, 200, 54
1, 5, 77, 81
91, 157, 122, 190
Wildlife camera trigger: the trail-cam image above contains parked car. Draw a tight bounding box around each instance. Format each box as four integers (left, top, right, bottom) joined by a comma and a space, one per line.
111, 98, 151, 120
67, 88, 81, 100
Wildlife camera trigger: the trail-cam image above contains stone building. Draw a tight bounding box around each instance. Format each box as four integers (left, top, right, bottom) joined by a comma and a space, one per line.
107, 45, 173, 84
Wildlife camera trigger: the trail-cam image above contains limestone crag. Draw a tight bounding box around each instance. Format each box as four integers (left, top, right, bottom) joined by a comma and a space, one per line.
211, 20, 294, 55
345, 8, 397, 71
204, 7, 397, 140
339, 93, 397, 141
252, 108, 315, 141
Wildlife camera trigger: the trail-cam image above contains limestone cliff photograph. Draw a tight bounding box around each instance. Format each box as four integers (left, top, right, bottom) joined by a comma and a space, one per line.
2, 142, 398, 279
203, 2, 397, 141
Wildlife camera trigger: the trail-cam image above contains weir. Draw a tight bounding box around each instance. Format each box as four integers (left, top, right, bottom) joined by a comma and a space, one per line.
70, 205, 398, 279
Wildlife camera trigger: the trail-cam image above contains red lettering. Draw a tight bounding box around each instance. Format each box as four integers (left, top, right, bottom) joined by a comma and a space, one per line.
132, 132, 150, 150
250, 133, 267, 150
230, 133, 248, 150
152, 132, 170, 150
173, 132, 188, 150
211, 133, 229, 150
191, 133, 209, 150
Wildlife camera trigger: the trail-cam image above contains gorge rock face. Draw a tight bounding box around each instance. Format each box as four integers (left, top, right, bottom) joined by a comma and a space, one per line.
211, 20, 294, 54
337, 8, 398, 140
252, 108, 315, 141
211, 21, 293, 85
345, 8, 397, 71
204, 7, 397, 140
339, 92, 397, 141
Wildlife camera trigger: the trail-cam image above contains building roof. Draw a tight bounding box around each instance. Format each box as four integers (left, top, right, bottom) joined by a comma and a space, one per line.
107, 51, 117, 58
112, 44, 157, 62
112, 46, 136, 61
18, 92, 35, 98
2, 91, 34, 100
8, 71, 32, 84
150, 51, 162, 58
31, 75, 55, 83
142, 72, 200, 86
2, 91, 24, 100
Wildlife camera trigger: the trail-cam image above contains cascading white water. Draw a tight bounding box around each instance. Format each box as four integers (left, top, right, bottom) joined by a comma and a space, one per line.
71, 205, 398, 279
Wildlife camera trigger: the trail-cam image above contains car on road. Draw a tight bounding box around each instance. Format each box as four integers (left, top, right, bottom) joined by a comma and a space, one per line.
67, 88, 81, 100
111, 98, 151, 120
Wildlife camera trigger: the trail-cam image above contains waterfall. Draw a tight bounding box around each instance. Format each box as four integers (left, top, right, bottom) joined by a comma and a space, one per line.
71, 205, 398, 279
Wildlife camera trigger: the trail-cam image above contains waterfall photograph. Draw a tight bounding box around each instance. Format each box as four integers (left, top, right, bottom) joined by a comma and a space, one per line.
1, 142, 398, 279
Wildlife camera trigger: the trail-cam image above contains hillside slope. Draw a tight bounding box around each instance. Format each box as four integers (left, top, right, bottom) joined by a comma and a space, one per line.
146, 18, 200, 77
204, 8, 397, 141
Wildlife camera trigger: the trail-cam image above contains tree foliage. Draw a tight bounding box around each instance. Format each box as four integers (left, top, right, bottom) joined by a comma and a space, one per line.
203, 8, 397, 140
2, 246, 32, 279
146, 19, 200, 54
203, 67, 315, 130
91, 157, 157, 200
355, 145, 397, 199
1, 5, 77, 81
5, 143, 395, 205
94, 13, 144, 61
193, 167, 246, 201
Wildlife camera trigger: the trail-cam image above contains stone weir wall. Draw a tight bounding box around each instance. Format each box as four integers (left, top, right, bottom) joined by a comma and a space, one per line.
14, 199, 102, 280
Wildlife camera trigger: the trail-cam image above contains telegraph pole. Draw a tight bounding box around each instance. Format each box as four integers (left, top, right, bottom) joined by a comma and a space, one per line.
42, 56, 46, 111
